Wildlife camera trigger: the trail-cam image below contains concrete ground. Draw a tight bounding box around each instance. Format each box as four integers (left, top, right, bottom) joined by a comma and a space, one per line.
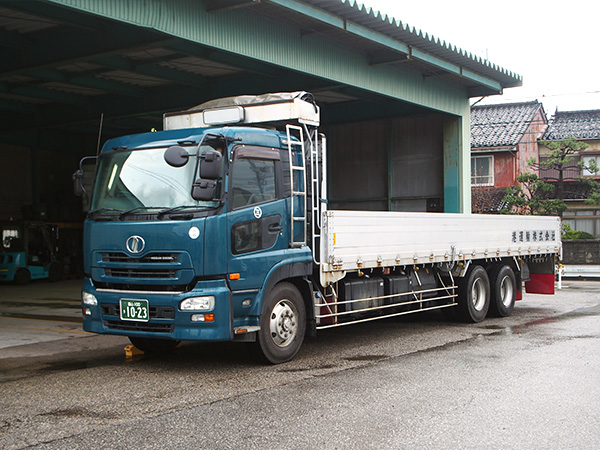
0, 279, 129, 359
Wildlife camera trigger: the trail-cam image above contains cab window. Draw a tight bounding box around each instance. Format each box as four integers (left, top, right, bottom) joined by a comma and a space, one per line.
230, 148, 278, 209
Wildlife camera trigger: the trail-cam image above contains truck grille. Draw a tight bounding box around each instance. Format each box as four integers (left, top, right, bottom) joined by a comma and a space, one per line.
103, 320, 174, 333
95, 281, 194, 292
101, 252, 180, 279
104, 268, 177, 278
102, 253, 179, 263
94, 251, 194, 291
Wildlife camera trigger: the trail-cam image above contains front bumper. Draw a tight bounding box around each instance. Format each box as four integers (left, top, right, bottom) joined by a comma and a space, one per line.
81, 277, 233, 341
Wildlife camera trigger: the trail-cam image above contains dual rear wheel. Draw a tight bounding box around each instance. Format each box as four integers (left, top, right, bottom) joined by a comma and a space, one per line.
456, 264, 516, 323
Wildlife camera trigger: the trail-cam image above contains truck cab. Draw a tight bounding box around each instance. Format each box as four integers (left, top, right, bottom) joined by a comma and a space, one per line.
78, 93, 320, 362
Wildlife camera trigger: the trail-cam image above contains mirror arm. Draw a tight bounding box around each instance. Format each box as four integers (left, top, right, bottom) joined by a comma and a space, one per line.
73, 156, 97, 197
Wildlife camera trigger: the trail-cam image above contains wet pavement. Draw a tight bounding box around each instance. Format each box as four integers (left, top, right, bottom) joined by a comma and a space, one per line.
0, 279, 599, 449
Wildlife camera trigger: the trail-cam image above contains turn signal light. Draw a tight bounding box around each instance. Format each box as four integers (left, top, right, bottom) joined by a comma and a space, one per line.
229, 273, 240, 280
191, 313, 215, 323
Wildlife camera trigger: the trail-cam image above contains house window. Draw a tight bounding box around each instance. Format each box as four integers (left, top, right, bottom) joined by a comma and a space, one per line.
563, 209, 600, 238
582, 156, 599, 177
471, 155, 494, 186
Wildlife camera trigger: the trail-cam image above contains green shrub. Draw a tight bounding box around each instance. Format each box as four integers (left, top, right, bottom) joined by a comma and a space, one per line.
562, 223, 595, 240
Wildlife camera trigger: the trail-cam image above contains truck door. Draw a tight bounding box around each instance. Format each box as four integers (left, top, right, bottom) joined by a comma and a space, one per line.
227, 145, 288, 291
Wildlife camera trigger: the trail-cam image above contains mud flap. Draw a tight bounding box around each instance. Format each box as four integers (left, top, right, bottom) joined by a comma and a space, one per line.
525, 256, 555, 295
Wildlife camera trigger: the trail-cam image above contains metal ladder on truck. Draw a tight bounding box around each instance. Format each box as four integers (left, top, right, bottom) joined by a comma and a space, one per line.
286, 124, 325, 262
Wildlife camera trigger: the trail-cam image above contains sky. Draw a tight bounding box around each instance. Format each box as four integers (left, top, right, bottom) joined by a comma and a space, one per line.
359, 0, 600, 116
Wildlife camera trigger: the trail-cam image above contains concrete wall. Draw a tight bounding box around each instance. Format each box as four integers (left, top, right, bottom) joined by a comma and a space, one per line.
562, 240, 600, 264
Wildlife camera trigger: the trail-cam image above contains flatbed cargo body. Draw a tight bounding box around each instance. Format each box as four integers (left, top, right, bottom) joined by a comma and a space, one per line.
320, 210, 561, 284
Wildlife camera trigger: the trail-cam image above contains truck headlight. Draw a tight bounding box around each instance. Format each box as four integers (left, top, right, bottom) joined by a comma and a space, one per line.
180, 296, 215, 311
81, 291, 98, 306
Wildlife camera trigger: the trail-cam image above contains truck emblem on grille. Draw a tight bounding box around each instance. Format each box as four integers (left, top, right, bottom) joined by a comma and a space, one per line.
126, 235, 145, 254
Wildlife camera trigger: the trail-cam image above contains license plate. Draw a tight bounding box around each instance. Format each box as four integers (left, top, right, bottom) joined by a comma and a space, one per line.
120, 299, 149, 322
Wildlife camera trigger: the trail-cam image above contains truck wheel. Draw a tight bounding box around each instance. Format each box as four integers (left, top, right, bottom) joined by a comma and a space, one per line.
128, 337, 180, 353
488, 265, 516, 317
14, 268, 31, 285
457, 265, 490, 323
249, 282, 306, 364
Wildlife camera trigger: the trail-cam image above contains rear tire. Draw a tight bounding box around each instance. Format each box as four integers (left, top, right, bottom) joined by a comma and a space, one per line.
456, 265, 490, 323
128, 336, 180, 353
488, 265, 516, 317
248, 282, 306, 364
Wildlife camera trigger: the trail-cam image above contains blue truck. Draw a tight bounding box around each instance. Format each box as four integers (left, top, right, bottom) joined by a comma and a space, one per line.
74, 92, 561, 363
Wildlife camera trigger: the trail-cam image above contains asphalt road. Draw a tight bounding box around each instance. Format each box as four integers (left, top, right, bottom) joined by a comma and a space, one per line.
0, 280, 599, 449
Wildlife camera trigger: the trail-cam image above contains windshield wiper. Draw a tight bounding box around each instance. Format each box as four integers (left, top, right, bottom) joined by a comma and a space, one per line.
118, 206, 159, 220
157, 205, 211, 219
88, 208, 123, 219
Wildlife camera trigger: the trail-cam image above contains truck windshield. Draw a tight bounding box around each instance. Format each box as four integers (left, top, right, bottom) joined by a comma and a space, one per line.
90, 145, 220, 215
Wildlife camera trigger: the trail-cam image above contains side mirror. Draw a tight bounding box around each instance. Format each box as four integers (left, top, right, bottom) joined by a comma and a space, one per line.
73, 156, 97, 198
200, 149, 222, 179
73, 169, 84, 196
164, 145, 190, 167
192, 179, 217, 201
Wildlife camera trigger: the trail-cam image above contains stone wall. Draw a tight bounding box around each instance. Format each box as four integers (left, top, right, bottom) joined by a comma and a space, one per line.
562, 240, 600, 264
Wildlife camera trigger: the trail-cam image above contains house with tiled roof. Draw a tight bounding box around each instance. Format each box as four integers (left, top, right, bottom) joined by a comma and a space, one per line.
540, 109, 600, 236
470, 101, 548, 213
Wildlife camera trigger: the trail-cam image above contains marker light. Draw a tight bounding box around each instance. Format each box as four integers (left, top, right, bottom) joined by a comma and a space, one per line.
191, 313, 215, 322
180, 296, 215, 311
81, 291, 98, 306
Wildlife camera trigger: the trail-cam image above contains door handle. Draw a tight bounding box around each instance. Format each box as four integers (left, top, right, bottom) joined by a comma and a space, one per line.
268, 223, 284, 232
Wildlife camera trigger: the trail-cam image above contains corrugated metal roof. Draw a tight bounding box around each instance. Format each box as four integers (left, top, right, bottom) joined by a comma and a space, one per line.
543, 110, 600, 141
471, 101, 543, 148
307, 0, 521, 87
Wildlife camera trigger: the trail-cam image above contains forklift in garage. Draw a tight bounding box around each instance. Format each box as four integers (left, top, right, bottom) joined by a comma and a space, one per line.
0, 221, 62, 285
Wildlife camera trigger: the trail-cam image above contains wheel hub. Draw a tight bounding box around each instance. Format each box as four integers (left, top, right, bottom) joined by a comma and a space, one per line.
500, 275, 514, 307
471, 278, 486, 311
269, 300, 297, 348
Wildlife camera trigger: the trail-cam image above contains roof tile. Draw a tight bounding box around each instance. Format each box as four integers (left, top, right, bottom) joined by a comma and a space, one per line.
471, 101, 543, 148
543, 110, 600, 140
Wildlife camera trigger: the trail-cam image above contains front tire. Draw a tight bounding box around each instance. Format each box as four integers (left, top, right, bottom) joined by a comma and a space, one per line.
249, 282, 306, 364
456, 265, 490, 323
488, 265, 516, 317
